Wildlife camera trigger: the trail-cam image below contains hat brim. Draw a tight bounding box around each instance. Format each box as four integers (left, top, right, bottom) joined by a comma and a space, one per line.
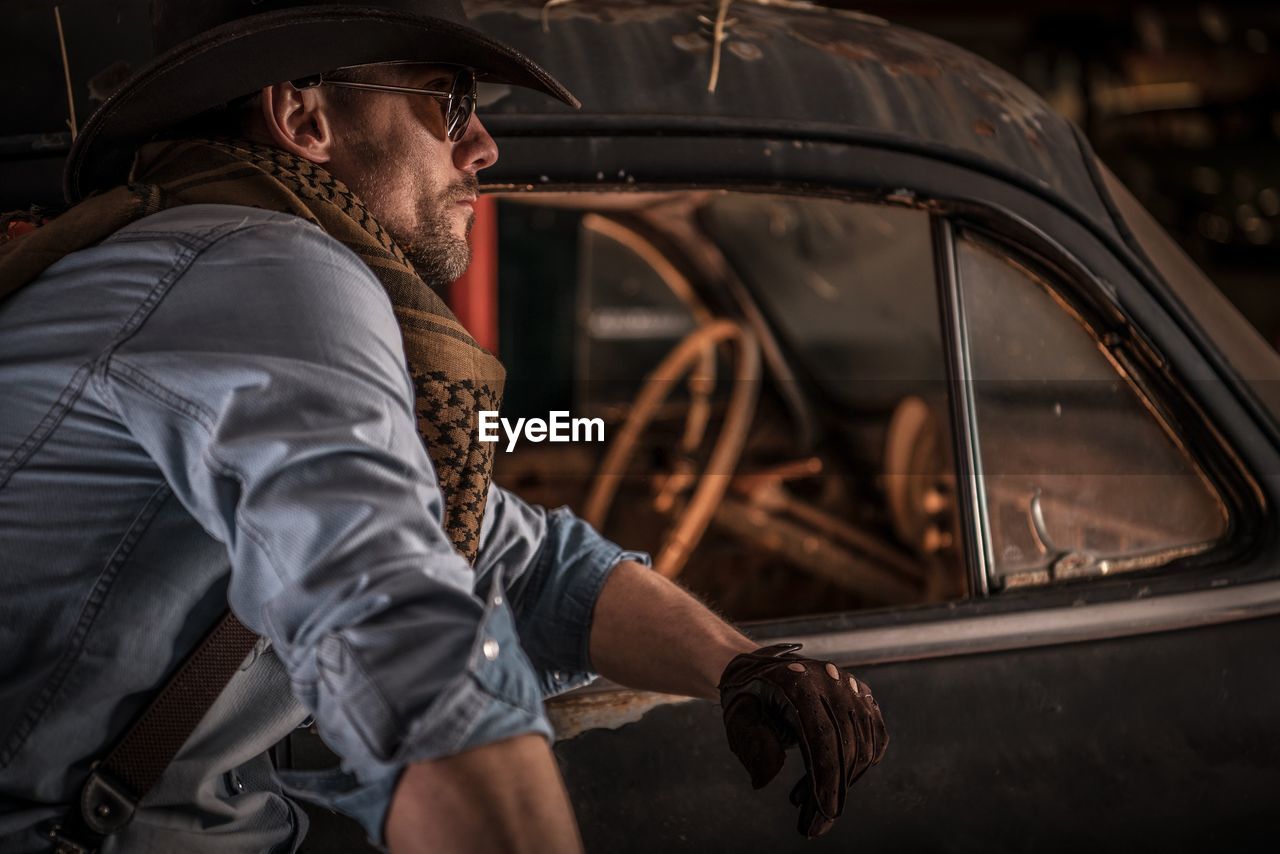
64, 4, 579, 202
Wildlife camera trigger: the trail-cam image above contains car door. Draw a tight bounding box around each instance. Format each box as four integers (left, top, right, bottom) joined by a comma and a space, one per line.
293, 160, 1280, 853
530, 187, 1280, 854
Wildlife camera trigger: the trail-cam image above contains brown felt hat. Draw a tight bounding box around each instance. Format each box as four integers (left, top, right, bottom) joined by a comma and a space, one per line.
63, 0, 579, 202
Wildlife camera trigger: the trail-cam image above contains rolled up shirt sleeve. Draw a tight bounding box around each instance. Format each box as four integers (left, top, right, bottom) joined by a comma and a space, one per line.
474, 486, 650, 696
98, 213, 551, 791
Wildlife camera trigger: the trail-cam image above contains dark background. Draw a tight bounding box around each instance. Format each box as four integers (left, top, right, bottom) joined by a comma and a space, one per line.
832, 0, 1280, 343
4, 0, 1278, 339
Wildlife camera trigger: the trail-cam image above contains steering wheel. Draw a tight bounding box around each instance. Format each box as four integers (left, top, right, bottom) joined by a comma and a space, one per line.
584, 319, 761, 578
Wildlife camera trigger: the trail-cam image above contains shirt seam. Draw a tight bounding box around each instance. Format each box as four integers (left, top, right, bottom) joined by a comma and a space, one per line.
94, 220, 339, 593
99, 219, 310, 373
103, 230, 238, 249
0, 220, 207, 492
317, 636, 406, 763
0, 364, 91, 492
103, 362, 289, 590
401, 668, 551, 765
103, 219, 310, 248
107, 360, 217, 427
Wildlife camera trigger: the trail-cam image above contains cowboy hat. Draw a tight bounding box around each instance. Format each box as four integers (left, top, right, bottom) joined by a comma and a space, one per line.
63, 0, 579, 202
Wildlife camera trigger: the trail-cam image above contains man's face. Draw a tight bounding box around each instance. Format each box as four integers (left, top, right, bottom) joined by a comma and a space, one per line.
319, 64, 498, 289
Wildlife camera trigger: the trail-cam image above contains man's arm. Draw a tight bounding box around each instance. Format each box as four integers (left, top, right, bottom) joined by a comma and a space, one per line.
386, 735, 582, 854
472, 487, 652, 697
391, 522, 748, 854
588, 560, 754, 699
586, 560, 888, 839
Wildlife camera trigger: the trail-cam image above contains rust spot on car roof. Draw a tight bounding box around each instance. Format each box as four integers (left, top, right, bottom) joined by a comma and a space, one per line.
972, 119, 996, 137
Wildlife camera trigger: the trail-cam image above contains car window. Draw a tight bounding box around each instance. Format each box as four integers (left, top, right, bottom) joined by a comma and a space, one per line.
954, 233, 1229, 587
492, 191, 965, 621
576, 214, 702, 417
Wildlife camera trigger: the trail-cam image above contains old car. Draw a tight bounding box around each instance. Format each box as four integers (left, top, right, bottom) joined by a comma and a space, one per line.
4, 1, 1278, 851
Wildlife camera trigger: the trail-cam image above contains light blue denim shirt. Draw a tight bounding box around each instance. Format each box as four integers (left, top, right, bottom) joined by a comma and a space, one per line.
0, 204, 643, 852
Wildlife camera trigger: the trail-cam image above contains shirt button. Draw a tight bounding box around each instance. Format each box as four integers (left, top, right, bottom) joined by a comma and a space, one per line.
483, 638, 500, 661
493, 594, 503, 606
553, 670, 565, 683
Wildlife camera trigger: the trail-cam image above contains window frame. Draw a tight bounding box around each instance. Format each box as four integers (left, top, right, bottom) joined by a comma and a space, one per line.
487, 129, 1278, 640
492, 180, 1265, 608
934, 212, 1263, 595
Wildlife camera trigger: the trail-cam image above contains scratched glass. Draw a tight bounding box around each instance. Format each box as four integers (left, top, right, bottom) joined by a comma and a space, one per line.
956, 235, 1228, 586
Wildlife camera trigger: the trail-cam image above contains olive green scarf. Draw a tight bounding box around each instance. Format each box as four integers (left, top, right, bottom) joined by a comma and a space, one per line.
0, 138, 502, 563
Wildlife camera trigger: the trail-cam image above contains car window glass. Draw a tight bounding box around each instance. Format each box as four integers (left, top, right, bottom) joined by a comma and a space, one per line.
493, 191, 965, 621
956, 234, 1228, 586
576, 216, 701, 416
700, 196, 945, 410
699, 197, 962, 608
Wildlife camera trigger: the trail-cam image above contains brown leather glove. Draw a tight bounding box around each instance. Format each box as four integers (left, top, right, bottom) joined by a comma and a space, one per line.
718, 643, 888, 838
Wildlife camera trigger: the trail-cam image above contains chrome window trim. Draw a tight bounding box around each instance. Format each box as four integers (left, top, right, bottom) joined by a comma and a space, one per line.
787, 577, 1280, 667
933, 216, 993, 597
563, 576, 1280, 706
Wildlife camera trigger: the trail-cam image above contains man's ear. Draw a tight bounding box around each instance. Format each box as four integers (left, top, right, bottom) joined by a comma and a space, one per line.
258, 82, 334, 163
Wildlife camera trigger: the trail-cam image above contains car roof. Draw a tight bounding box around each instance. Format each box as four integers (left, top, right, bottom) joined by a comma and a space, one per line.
0, 0, 1102, 219
472, 0, 1105, 218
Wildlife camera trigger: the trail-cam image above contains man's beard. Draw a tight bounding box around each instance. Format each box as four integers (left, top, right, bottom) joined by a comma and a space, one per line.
338, 133, 478, 290
389, 175, 481, 289
387, 176, 477, 291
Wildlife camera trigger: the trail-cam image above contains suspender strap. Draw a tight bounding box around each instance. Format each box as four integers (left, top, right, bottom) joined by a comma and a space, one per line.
51, 611, 259, 853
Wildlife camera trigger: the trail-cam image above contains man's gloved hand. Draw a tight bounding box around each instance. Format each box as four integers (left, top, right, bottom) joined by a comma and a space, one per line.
718, 643, 888, 838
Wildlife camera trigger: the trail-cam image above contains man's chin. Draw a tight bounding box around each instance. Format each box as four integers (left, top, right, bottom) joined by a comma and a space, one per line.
388, 212, 472, 288
404, 242, 471, 289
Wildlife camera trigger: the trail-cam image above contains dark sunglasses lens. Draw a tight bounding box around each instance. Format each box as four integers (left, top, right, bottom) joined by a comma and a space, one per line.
446, 70, 477, 141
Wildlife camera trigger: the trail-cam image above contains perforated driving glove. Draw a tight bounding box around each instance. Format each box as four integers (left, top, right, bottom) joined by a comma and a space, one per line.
718, 643, 888, 837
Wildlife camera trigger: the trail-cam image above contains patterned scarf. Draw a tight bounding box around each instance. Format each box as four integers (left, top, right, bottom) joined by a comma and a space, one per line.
0, 138, 503, 563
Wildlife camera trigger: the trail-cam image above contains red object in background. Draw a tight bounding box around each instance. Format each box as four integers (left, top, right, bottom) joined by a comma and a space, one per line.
449, 195, 499, 354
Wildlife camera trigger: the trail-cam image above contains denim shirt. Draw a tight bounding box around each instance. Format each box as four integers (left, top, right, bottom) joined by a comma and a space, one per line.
0, 205, 644, 852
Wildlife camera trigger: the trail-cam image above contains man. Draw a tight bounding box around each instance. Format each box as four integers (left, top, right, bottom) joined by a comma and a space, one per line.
0, 2, 886, 852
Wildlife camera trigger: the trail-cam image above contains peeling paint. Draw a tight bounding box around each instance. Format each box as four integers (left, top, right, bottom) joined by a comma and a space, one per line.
884, 188, 917, 206
672, 30, 707, 52
547, 688, 696, 740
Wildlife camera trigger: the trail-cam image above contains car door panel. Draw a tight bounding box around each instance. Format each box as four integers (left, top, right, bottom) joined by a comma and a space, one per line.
554, 613, 1280, 853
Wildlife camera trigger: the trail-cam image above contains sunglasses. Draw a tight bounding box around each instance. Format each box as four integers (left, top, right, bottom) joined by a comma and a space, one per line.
291, 63, 477, 142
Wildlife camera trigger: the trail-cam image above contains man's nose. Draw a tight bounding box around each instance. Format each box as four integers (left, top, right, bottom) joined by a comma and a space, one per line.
454, 116, 498, 174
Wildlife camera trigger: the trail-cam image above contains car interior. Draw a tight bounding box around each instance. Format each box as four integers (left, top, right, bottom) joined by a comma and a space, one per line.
486, 188, 1231, 621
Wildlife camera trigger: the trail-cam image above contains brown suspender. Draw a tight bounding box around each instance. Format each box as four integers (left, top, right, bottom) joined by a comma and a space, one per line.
50, 611, 259, 854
